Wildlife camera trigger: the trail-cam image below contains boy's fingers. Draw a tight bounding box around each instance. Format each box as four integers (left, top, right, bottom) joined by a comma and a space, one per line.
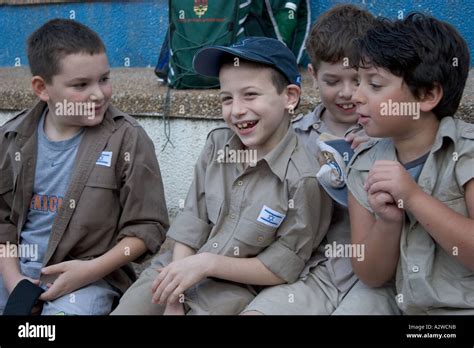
374, 191, 395, 205
368, 181, 392, 195
351, 135, 370, 149
41, 263, 63, 275
152, 273, 172, 303
39, 286, 59, 301
344, 133, 355, 142
168, 286, 185, 305
159, 281, 179, 304
151, 269, 167, 293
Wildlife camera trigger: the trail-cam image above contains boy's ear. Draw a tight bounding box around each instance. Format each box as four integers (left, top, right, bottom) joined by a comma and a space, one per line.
31, 76, 50, 102
286, 84, 301, 113
419, 83, 443, 113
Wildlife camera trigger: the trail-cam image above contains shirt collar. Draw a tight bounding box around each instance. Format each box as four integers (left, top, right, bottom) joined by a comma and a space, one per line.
224, 125, 298, 182
351, 117, 458, 171
263, 126, 298, 182
292, 104, 330, 133
430, 117, 457, 153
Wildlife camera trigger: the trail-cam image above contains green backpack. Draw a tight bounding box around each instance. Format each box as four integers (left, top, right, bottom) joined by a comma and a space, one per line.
167, 0, 247, 89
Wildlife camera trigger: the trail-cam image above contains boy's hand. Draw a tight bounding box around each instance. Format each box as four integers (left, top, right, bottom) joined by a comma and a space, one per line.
364, 160, 421, 209
151, 252, 213, 305
345, 132, 370, 150
367, 190, 404, 223
39, 260, 97, 302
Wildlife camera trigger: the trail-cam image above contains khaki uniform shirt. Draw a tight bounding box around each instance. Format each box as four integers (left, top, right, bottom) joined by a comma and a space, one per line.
0, 100, 169, 293
347, 117, 474, 314
167, 125, 332, 283
292, 105, 358, 292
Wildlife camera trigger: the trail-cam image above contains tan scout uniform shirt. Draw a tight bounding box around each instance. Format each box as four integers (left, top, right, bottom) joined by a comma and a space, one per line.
347, 117, 474, 314
292, 105, 358, 292
167, 125, 332, 283
0, 101, 169, 293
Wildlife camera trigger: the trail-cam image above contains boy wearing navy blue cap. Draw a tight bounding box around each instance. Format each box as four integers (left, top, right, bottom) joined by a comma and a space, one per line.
112, 37, 332, 315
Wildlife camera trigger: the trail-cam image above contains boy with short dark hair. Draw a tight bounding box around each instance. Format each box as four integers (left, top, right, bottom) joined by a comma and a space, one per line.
241, 4, 402, 315
347, 13, 473, 314
112, 37, 332, 315
0, 19, 169, 315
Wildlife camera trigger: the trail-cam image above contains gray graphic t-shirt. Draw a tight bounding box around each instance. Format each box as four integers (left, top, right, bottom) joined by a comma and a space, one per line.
20, 108, 84, 278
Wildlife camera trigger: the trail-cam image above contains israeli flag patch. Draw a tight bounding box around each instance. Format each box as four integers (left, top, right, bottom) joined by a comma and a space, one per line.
96, 151, 112, 167
257, 205, 285, 228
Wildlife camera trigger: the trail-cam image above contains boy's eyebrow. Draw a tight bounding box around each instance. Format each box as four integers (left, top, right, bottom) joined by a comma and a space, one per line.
219, 86, 261, 96
361, 71, 385, 79
321, 73, 341, 78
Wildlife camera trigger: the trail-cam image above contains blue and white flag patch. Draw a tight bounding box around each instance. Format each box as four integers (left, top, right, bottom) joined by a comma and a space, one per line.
96, 151, 112, 167
257, 205, 285, 228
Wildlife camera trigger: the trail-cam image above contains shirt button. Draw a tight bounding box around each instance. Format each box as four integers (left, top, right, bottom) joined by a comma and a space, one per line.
237, 181, 243, 186
412, 265, 420, 273
212, 242, 218, 248
257, 236, 264, 243
312, 123, 320, 130
230, 214, 236, 219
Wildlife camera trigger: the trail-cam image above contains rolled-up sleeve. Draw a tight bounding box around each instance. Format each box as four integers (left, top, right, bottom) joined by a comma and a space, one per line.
117, 126, 169, 258
455, 129, 474, 188
257, 177, 332, 283
167, 138, 214, 250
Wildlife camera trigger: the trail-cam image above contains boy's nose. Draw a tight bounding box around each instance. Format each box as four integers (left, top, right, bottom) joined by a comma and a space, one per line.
89, 85, 105, 102
352, 85, 366, 105
338, 83, 353, 99
231, 99, 247, 118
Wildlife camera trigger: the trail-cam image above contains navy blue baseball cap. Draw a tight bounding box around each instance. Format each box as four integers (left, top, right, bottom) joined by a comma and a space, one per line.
193, 37, 301, 87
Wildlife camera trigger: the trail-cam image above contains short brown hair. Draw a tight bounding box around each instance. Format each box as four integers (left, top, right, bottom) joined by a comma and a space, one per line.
27, 18, 106, 84
306, 4, 375, 70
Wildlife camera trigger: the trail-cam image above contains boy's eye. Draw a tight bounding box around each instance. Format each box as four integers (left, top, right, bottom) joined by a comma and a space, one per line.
370, 83, 382, 89
325, 80, 339, 86
100, 77, 110, 83
244, 92, 258, 97
220, 96, 232, 104
73, 83, 87, 89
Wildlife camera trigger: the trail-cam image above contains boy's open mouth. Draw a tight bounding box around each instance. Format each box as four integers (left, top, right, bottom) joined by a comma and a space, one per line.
336, 103, 356, 112
236, 121, 259, 130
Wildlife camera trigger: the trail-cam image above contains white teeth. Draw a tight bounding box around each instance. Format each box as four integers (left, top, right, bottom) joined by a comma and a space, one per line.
340, 104, 355, 109
236, 121, 257, 130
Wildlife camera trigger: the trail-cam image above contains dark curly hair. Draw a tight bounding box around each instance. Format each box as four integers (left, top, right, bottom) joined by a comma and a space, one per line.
352, 13, 470, 119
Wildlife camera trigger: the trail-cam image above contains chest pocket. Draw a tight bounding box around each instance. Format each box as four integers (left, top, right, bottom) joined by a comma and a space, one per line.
85, 168, 118, 190
233, 217, 277, 254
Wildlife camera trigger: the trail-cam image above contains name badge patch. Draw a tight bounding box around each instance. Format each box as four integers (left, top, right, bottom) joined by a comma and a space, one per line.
257, 205, 285, 227
96, 151, 112, 167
